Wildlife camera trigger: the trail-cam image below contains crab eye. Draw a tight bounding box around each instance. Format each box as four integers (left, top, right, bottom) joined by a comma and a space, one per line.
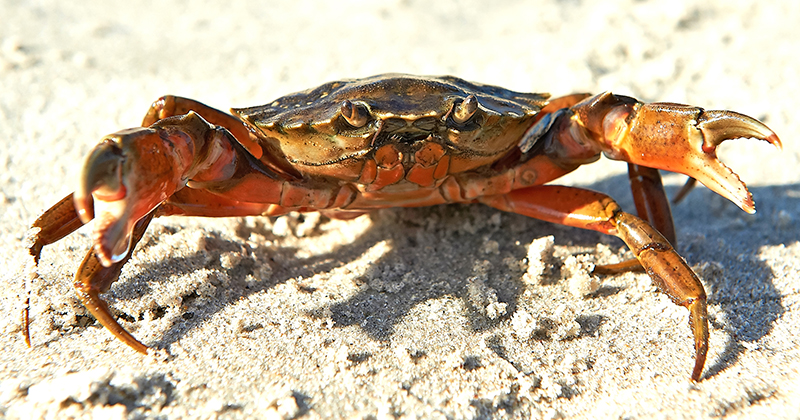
340, 100, 369, 128
452, 95, 478, 124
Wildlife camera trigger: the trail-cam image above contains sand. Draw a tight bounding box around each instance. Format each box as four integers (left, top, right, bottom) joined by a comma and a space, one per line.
1, 1, 799, 418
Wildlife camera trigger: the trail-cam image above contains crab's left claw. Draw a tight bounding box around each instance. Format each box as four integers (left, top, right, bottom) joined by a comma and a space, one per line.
690, 109, 780, 212
571, 92, 781, 213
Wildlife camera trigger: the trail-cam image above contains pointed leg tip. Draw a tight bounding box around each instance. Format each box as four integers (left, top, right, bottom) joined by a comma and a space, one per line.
689, 334, 708, 382
691, 355, 706, 382
22, 308, 32, 348
130, 341, 150, 355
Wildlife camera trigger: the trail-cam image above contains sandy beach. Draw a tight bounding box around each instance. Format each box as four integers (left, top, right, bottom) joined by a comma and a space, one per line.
1, 1, 799, 418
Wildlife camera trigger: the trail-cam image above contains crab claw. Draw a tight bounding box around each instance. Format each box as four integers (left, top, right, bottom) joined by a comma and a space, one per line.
571, 92, 781, 213
74, 119, 202, 267
74, 140, 126, 223
74, 138, 133, 266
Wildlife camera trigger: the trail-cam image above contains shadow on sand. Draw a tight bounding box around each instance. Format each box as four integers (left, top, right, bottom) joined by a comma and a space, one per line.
87, 174, 799, 380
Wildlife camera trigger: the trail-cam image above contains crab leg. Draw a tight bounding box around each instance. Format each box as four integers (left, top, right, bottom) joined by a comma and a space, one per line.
627, 164, 675, 246
142, 96, 256, 154
29, 193, 85, 264
593, 164, 674, 274
26, 193, 85, 346
479, 186, 708, 381
72, 211, 155, 353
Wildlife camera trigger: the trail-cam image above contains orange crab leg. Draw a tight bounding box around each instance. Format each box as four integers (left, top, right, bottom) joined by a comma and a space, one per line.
672, 177, 699, 204
479, 185, 708, 381
72, 211, 155, 353
29, 193, 85, 263
158, 188, 267, 217
142, 95, 261, 159
627, 164, 676, 246
593, 164, 675, 275
26, 193, 86, 346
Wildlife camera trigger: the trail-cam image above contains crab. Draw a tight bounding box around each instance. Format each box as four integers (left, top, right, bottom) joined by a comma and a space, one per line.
27, 74, 780, 381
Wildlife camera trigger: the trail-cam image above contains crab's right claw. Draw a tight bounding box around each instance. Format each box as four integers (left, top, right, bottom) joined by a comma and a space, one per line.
74, 121, 199, 267
73, 132, 147, 267
572, 92, 781, 213
74, 140, 126, 223
73, 140, 132, 264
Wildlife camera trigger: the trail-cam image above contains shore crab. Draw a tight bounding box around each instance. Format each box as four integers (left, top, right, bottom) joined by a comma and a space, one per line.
27, 74, 780, 381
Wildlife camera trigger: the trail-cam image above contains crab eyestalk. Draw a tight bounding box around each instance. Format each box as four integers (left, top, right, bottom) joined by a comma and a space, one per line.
340, 100, 368, 128
453, 94, 478, 123
570, 92, 781, 213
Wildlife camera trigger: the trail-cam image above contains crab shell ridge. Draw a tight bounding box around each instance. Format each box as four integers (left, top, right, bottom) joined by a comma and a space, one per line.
233, 74, 550, 178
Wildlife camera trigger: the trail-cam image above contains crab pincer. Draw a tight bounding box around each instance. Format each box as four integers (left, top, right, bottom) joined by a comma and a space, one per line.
571, 92, 781, 213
